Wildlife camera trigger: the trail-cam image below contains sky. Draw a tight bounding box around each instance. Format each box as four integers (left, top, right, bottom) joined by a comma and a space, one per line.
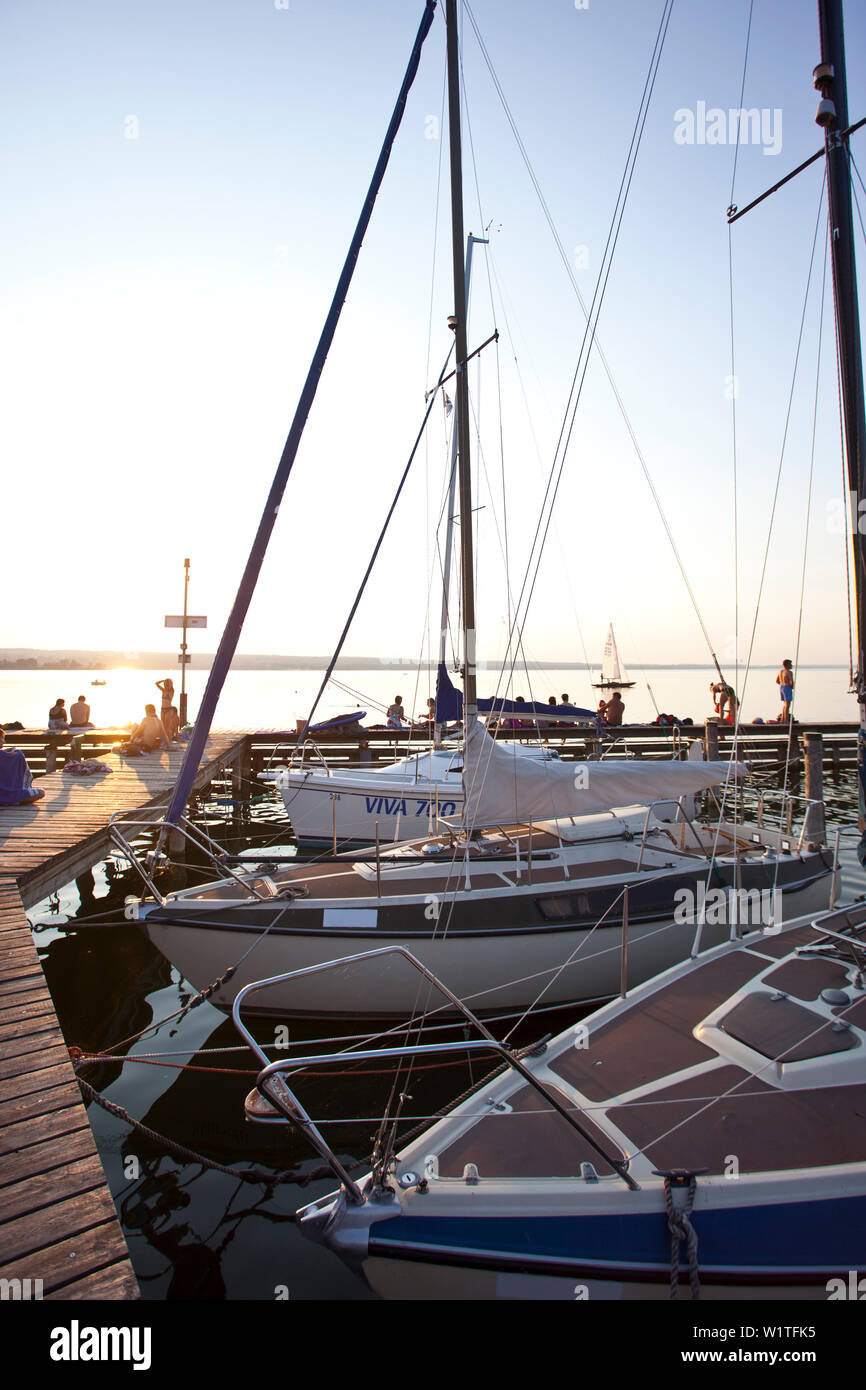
2, 0, 865, 684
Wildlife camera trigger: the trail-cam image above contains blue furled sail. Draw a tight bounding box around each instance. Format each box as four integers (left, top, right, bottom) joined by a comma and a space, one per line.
434, 662, 593, 722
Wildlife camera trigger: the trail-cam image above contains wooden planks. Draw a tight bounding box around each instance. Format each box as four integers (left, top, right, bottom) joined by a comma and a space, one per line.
0, 731, 246, 907
0, 732, 247, 1300
0, 881, 140, 1298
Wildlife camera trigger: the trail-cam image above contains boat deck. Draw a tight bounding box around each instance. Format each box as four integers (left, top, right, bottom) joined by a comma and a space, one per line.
429, 914, 866, 1182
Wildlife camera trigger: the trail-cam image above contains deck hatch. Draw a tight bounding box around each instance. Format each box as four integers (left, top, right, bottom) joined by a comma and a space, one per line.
719, 992, 860, 1062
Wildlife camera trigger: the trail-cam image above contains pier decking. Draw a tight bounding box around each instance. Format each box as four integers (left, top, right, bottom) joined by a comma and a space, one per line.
0, 731, 246, 1299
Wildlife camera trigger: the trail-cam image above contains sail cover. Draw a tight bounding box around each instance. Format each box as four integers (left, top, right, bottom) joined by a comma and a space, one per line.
435, 664, 593, 722
462, 719, 741, 826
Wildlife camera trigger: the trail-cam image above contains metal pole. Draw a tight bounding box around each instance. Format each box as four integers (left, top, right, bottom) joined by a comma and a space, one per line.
620, 886, 629, 997
435, 234, 487, 748
817, 2, 866, 862
446, 0, 477, 724
159, 1, 437, 835
180, 557, 190, 726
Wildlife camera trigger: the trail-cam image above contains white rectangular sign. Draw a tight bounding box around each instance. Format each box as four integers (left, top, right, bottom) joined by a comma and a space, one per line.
165, 615, 207, 628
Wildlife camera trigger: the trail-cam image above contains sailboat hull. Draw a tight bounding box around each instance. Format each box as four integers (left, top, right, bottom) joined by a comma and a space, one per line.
141, 856, 833, 1017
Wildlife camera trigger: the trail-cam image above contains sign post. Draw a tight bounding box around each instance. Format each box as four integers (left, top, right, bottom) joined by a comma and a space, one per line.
165, 559, 207, 725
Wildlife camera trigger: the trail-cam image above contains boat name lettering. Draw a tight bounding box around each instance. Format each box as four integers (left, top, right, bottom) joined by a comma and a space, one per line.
363, 796, 456, 817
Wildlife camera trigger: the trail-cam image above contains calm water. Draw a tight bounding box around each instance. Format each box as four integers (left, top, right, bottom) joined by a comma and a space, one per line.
22, 745, 865, 1301
0, 662, 859, 731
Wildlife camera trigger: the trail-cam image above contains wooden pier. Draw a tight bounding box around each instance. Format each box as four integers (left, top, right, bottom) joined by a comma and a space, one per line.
0, 731, 247, 1300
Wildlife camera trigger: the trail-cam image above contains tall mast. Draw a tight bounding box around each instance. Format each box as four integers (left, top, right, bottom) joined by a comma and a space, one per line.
157, 2, 436, 833
445, 0, 478, 721
816, 0, 866, 853
435, 231, 487, 748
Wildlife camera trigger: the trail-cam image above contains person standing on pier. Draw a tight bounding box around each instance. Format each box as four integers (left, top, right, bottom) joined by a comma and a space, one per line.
776, 659, 794, 723
156, 677, 175, 725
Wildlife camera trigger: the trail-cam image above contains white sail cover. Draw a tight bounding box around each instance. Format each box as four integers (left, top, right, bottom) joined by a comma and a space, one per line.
601, 623, 628, 684
463, 720, 742, 826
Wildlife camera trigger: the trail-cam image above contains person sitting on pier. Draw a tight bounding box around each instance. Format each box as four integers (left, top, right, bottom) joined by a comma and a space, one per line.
413, 697, 436, 728
0, 729, 45, 805
387, 696, 407, 730
70, 695, 92, 729
48, 698, 68, 731
122, 704, 173, 755
604, 690, 625, 727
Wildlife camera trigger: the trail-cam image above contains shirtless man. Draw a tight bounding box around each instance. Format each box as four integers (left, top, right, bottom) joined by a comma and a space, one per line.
604, 691, 625, 727
776, 660, 794, 723
70, 695, 91, 728
126, 704, 172, 753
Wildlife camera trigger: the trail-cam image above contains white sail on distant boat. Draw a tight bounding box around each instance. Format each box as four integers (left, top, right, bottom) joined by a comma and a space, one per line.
592, 623, 634, 689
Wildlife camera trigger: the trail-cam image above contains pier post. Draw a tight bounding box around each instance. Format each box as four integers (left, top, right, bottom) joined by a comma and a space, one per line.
803, 732, 826, 844
704, 721, 719, 761
831, 744, 842, 784
44, 739, 57, 774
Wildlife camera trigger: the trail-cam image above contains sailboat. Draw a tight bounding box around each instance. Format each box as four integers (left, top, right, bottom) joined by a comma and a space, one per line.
278, 0, 866, 1297
114, 0, 836, 1023
592, 624, 635, 690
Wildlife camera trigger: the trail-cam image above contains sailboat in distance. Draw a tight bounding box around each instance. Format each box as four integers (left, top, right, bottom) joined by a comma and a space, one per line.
592, 623, 635, 689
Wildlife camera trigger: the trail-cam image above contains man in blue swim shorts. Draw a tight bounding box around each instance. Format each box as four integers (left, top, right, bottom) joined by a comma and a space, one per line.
776, 659, 794, 723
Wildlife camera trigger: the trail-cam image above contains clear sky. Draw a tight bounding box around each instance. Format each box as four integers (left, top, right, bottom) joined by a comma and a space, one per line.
2, 0, 865, 682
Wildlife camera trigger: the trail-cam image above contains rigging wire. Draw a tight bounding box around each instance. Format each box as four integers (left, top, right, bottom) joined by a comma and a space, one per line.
470, 0, 679, 718
726, 0, 757, 842
462, 0, 723, 679
697, 174, 829, 919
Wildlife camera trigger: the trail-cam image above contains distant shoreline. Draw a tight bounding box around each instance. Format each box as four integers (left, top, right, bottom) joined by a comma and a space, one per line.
0, 653, 851, 673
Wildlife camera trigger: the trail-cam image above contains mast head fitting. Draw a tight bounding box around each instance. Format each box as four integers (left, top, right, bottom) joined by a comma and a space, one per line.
447, 315, 458, 332
812, 62, 834, 92
815, 96, 837, 127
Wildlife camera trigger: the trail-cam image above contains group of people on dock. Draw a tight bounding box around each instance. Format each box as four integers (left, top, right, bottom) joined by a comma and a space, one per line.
48, 695, 93, 731
120, 679, 180, 755
45, 678, 182, 750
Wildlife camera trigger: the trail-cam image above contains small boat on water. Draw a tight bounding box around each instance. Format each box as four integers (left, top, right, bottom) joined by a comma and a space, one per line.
592, 624, 635, 690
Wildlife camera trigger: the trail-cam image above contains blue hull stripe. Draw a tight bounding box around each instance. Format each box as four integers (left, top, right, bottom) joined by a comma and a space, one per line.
369, 1195, 866, 1270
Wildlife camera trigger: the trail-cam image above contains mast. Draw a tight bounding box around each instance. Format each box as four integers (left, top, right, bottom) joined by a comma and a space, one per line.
445, 0, 478, 722
816, 0, 866, 855
435, 232, 487, 748
158, 2, 437, 834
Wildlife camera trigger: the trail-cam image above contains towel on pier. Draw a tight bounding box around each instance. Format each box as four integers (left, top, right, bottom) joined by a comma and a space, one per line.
0, 748, 45, 805
63, 760, 112, 776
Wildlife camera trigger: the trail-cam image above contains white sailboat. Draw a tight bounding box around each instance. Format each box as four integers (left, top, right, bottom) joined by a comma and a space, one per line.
593, 623, 635, 689
114, 0, 836, 1022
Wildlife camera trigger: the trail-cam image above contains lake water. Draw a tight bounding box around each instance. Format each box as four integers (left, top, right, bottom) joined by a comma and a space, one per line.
0, 662, 859, 730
